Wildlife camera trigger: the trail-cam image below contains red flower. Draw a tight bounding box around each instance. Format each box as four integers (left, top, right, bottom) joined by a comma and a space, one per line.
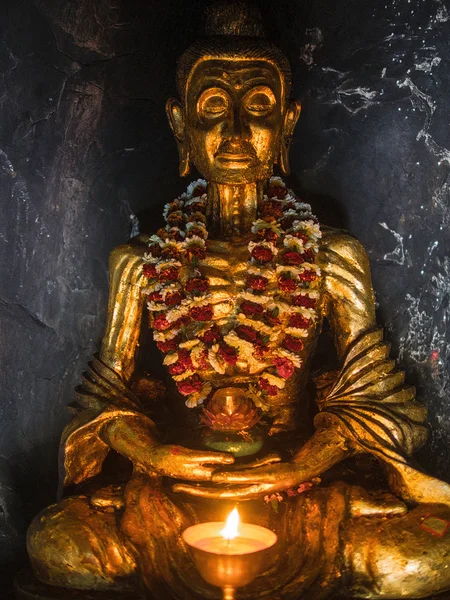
177, 375, 203, 396
259, 377, 278, 396
200, 325, 222, 346
156, 338, 179, 353
283, 251, 305, 266
168, 349, 193, 376
261, 199, 283, 219
153, 313, 171, 331
165, 291, 184, 306
190, 304, 214, 321
246, 274, 269, 291
218, 344, 238, 366
185, 201, 205, 215
282, 335, 304, 354
273, 357, 295, 379
161, 247, 181, 261
159, 266, 179, 282
278, 276, 297, 292
290, 232, 308, 243
167, 213, 184, 227
251, 245, 274, 263
196, 348, 210, 370
240, 300, 264, 316
148, 291, 163, 302
186, 245, 206, 259
148, 244, 161, 258
292, 294, 316, 308
256, 228, 278, 242
185, 276, 209, 293
288, 314, 310, 329
192, 185, 206, 198
302, 249, 315, 263
143, 263, 158, 279
186, 227, 205, 239
235, 325, 259, 343
299, 269, 317, 282
267, 186, 287, 199
281, 214, 299, 229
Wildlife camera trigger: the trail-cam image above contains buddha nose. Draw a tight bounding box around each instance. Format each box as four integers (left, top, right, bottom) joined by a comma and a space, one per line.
225, 106, 250, 143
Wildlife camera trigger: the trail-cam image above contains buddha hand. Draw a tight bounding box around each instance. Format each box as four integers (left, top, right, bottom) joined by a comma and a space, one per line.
101, 415, 234, 482
173, 427, 352, 499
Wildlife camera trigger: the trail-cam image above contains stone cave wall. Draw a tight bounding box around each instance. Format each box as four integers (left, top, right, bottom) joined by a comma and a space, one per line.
0, 0, 448, 582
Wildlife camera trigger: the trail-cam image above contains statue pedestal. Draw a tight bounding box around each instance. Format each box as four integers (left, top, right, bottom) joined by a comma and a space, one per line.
14, 566, 450, 600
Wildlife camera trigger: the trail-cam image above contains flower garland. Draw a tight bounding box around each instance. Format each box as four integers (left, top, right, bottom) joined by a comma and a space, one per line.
142, 177, 321, 409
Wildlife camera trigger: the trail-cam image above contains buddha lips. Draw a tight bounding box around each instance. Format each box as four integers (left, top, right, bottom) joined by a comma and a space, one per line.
143, 177, 322, 408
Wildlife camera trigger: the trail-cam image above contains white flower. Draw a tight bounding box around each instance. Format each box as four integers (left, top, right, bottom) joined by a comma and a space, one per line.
156, 260, 182, 272
299, 262, 321, 276
285, 327, 309, 338
283, 235, 305, 252
303, 220, 322, 240
251, 219, 282, 235
240, 291, 270, 305
166, 305, 189, 323
274, 348, 302, 368
269, 176, 286, 188
163, 199, 185, 220
247, 265, 275, 278
208, 345, 226, 374
223, 332, 265, 374
185, 381, 212, 408
190, 342, 207, 368
153, 328, 181, 342
186, 179, 207, 197
261, 372, 286, 389
163, 352, 179, 366
181, 294, 212, 308
248, 240, 278, 254
236, 313, 273, 336
179, 339, 200, 350
172, 370, 196, 382
184, 235, 206, 250
186, 221, 208, 239
276, 265, 302, 278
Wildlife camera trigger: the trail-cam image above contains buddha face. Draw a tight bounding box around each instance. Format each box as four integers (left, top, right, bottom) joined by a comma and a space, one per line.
167, 59, 300, 184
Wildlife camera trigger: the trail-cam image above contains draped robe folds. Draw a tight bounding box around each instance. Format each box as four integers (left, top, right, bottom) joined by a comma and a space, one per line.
53, 226, 450, 597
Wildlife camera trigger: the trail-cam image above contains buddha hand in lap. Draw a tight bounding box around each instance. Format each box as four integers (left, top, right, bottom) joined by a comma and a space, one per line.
27, 4, 450, 599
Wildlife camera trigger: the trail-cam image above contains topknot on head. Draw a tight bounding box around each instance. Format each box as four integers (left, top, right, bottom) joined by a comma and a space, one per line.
204, 0, 265, 38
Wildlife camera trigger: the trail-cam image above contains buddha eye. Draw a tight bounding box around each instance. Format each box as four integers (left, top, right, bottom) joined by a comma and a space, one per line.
197, 88, 230, 119
243, 87, 276, 116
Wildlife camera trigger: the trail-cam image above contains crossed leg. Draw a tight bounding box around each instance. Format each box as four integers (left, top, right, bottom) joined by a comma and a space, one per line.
27, 496, 136, 590
345, 502, 450, 598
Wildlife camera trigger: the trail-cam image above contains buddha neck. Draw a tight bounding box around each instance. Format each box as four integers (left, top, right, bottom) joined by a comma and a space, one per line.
206, 181, 264, 239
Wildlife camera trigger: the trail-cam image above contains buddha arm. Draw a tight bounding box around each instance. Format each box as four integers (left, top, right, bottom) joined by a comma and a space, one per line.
61, 239, 163, 486
307, 229, 428, 466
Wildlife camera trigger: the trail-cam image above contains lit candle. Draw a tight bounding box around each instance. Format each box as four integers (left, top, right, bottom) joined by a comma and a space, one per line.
190, 508, 272, 555
183, 508, 277, 599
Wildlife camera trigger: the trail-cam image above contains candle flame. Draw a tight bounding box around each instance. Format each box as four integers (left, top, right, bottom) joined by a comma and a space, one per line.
220, 508, 240, 540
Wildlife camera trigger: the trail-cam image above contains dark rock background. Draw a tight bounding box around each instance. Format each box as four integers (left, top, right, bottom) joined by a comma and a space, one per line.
0, 0, 449, 589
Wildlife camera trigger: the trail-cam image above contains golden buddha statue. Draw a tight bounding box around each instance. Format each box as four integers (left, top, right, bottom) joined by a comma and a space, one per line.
26, 3, 450, 599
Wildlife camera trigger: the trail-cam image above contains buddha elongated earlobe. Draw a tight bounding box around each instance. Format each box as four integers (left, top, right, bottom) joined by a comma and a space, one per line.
179, 146, 191, 177
279, 100, 301, 176
166, 97, 190, 177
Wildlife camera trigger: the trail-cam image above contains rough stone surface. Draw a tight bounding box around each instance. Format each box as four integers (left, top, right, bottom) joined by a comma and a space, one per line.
0, 0, 449, 593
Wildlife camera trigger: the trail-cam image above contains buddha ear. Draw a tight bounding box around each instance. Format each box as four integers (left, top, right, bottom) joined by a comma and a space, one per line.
279, 99, 301, 176
166, 98, 191, 177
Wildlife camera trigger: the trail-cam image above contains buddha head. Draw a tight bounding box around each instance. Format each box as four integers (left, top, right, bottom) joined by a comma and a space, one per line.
166, 1, 301, 185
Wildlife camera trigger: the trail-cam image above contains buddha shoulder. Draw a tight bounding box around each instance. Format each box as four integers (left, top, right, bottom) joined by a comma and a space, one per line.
319, 225, 371, 277
108, 234, 149, 283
